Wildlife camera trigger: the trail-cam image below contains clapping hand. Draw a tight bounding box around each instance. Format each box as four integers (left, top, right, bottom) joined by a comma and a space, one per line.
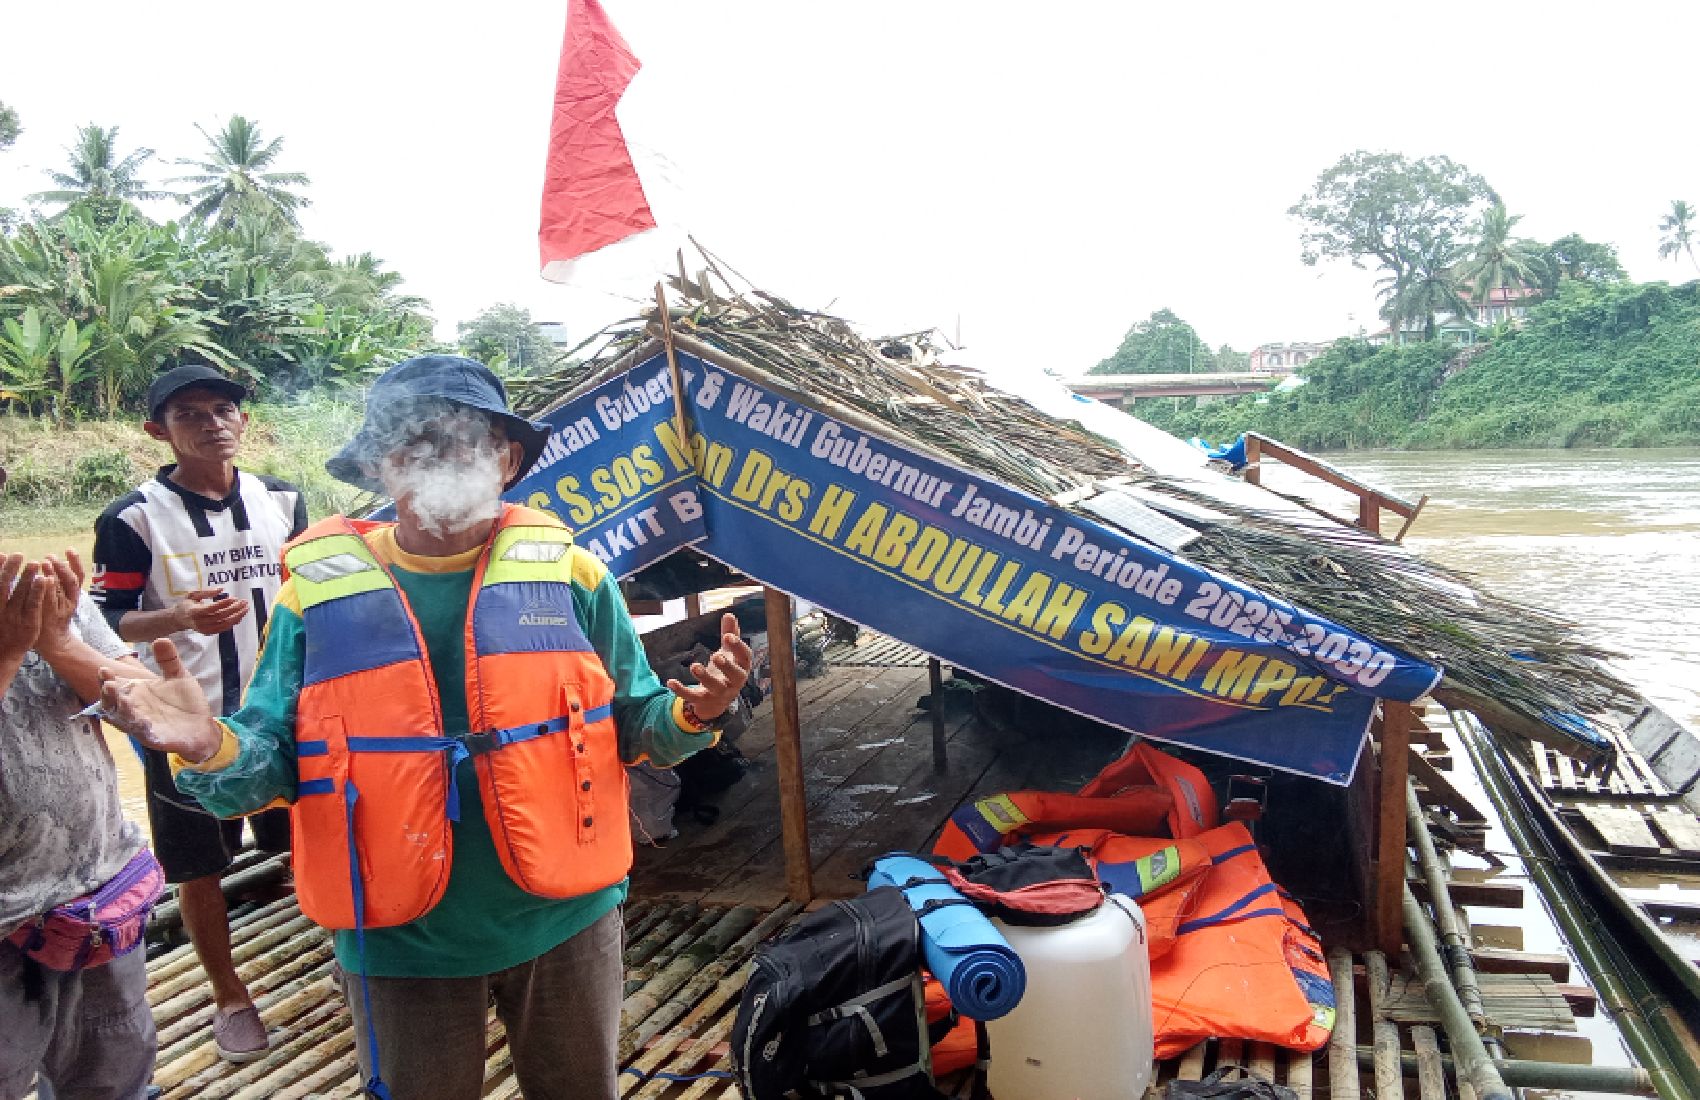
0, 554, 47, 663
33, 551, 87, 658
665, 612, 754, 723
99, 638, 222, 763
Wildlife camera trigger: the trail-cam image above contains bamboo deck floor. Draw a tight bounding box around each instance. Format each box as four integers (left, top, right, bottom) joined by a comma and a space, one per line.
630, 661, 1129, 906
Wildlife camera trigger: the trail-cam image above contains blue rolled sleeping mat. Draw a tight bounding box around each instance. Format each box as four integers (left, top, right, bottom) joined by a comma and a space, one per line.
866, 854, 1026, 1020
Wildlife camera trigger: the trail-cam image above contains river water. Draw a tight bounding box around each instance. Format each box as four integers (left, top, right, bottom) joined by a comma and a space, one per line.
1259, 447, 1700, 733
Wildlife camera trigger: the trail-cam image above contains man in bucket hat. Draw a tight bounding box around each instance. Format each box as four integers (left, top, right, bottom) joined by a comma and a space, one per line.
101, 355, 752, 1100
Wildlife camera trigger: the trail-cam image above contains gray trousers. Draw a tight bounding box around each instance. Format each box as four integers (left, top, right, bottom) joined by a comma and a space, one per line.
339, 908, 624, 1100
0, 942, 156, 1100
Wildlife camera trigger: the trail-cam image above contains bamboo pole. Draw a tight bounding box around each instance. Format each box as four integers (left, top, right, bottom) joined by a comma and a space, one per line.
1406, 781, 1495, 1040
1401, 884, 1513, 1100
1412, 1026, 1446, 1100
765, 586, 814, 904
621, 908, 759, 1051
1325, 946, 1360, 1100
1375, 700, 1413, 956
1352, 1046, 1658, 1095
1453, 708, 1700, 1100
1364, 951, 1404, 1100
655, 285, 696, 467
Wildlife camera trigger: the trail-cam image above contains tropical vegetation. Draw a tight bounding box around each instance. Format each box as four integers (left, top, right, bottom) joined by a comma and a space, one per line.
1135, 277, 1700, 451
1089, 308, 1248, 375
0, 111, 438, 421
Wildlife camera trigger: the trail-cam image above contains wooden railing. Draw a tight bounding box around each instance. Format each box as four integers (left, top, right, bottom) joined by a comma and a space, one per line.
1241, 432, 1428, 541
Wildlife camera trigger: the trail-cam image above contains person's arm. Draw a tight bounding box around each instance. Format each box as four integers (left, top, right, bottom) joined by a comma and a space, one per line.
92, 501, 248, 642
33, 556, 153, 703
100, 584, 306, 818
571, 551, 748, 767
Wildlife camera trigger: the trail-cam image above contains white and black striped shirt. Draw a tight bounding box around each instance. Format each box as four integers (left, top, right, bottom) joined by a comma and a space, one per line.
92, 467, 308, 713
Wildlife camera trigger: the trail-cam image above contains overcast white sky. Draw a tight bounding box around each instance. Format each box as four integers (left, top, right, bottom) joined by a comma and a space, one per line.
5, 1, 1698, 379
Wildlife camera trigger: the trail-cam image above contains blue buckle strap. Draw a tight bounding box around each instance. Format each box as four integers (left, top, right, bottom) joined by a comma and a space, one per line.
1177, 882, 1281, 934
344, 781, 392, 1100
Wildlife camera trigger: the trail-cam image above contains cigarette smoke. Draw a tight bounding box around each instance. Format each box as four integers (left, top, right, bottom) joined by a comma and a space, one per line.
358, 399, 509, 537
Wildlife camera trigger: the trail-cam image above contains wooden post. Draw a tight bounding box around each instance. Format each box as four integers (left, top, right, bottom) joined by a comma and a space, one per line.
928, 658, 948, 771
764, 586, 814, 904
1375, 700, 1413, 956
1357, 495, 1381, 536
684, 593, 702, 618
1242, 433, 1262, 486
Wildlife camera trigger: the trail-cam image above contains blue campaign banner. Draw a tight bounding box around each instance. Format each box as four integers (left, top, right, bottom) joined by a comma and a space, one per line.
510, 352, 1442, 784
506, 357, 707, 578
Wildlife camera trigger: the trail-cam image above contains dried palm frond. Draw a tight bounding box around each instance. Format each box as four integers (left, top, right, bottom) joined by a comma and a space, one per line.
512, 256, 1640, 762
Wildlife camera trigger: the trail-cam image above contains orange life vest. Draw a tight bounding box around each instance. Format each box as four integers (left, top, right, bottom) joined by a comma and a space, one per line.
284, 504, 631, 931
1148, 822, 1335, 1058
1079, 741, 1220, 839
932, 789, 1174, 861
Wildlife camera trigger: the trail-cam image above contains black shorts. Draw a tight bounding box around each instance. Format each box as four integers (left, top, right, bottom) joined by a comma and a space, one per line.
137, 744, 291, 884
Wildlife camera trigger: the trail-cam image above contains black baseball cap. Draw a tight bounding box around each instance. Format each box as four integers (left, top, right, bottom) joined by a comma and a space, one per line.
145, 364, 247, 423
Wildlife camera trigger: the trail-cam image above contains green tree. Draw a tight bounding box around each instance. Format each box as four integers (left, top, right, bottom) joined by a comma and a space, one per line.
29, 124, 172, 209
175, 115, 311, 226
1657, 200, 1699, 274
1459, 203, 1548, 306
1090, 308, 1217, 374
457, 303, 555, 376
1291, 151, 1496, 339
1375, 235, 1473, 342
1539, 234, 1626, 287
0, 100, 19, 152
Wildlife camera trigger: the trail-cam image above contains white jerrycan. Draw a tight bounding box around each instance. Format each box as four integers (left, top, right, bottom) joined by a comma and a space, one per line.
985, 896, 1153, 1100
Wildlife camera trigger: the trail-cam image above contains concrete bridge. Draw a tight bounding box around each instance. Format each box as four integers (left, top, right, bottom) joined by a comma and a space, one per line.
1068, 370, 1291, 406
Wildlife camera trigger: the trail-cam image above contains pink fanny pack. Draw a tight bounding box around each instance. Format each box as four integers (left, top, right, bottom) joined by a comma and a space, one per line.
8, 847, 165, 971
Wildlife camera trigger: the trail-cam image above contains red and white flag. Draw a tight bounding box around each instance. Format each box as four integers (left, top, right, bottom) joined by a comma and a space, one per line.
538, 0, 658, 282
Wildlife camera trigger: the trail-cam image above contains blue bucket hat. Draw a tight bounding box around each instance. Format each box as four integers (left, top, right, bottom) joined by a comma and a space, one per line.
326, 355, 553, 494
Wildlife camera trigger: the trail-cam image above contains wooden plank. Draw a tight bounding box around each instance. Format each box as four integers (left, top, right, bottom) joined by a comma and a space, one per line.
1176, 1041, 1208, 1082
1554, 751, 1579, 792
1576, 804, 1663, 856
1376, 702, 1413, 956
928, 658, 947, 770
765, 588, 813, 904
1650, 810, 1700, 856
1409, 877, 1523, 910
1249, 1042, 1276, 1085
1469, 947, 1568, 981
1557, 983, 1598, 1017
1532, 747, 1556, 791
1412, 1026, 1447, 1100
1408, 747, 1485, 824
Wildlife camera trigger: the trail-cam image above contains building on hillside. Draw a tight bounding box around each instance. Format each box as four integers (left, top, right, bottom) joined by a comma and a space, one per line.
1249, 342, 1325, 372
1475, 285, 1537, 326
1367, 314, 1480, 348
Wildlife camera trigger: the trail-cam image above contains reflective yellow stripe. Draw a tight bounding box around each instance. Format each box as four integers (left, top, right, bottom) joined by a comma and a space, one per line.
286, 532, 393, 609
483, 525, 574, 586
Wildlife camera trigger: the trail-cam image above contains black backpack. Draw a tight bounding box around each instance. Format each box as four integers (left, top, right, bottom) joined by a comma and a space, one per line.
733, 887, 944, 1100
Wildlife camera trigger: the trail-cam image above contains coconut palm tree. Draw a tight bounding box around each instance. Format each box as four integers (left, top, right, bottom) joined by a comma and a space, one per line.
1377, 239, 1473, 343
1657, 200, 1698, 274
1459, 203, 1549, 316
174, 115, 311, 226
29, 124, 172, 208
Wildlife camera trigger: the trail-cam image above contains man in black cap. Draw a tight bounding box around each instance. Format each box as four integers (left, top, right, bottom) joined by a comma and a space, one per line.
91, 360, 306, 1063
100, 355, 750, 1100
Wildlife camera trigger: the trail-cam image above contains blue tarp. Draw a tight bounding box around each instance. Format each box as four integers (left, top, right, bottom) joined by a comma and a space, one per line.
505, 352, 1443, 785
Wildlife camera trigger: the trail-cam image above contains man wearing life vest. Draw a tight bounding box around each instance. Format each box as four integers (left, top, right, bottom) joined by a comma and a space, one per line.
100, 356, 753, 1100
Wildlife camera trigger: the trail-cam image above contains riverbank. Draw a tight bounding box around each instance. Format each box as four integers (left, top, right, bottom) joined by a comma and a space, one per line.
1138, 278, 1700, 452
0, 394, 371, 538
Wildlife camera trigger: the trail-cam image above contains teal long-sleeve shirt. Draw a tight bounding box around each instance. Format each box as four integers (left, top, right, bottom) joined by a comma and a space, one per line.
175, 525, 717, 976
